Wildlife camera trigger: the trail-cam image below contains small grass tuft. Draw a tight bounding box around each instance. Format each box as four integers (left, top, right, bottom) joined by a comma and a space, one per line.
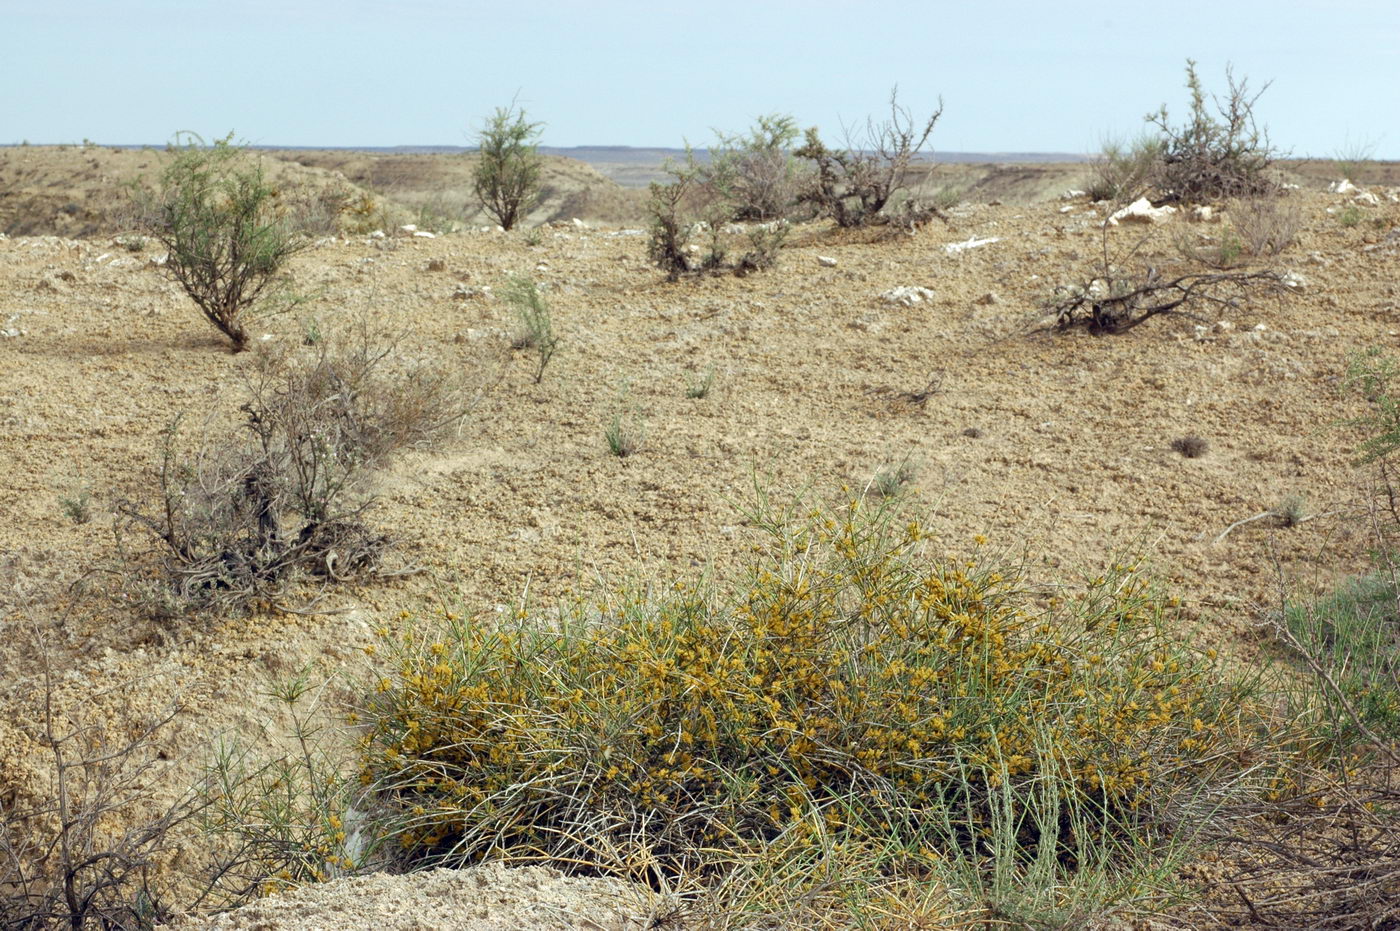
500, 275, 560, 384
604, 411, 644, 458
685, 367, 715, 400
1275, 494, 1307, 527
871, 459, 918, 498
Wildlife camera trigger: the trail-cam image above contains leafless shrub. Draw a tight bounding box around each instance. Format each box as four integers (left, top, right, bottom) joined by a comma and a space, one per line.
116, 327, 477, 619
1229, 194, 1301, 257
1050, 207, 1286, 335
795, 88, 945, 228
0, 638, 208, 929
1048, 265, 1284, 334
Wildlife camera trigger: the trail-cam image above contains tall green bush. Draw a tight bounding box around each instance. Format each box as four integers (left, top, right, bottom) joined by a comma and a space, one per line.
472, 104, 544, 231
143, 132, 305, 352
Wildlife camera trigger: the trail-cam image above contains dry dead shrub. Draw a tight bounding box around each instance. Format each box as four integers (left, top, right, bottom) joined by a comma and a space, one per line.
1229, 194, 1302, 258
116, 325, 480, 619
1048, 265, 1284, 334
0, 637, 207, 929
1050, 207, 1287, 334
1171, 435, 1210, 458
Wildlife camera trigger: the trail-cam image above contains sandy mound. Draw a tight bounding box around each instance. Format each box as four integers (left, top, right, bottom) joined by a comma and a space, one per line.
164, 863, 672, 930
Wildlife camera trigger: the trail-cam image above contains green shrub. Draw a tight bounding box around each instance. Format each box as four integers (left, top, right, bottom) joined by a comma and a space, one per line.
703, 114, 808, 222
1344, 348, 1400, 463
645, 158, 788, 281
140, 132, 307, 352
1088, 135, 1165, 203
358, 498, 1259, 910
472, 104, 543, 231
1146, 60, 1279, 203
1275, 568, 1400, 763
203, 673, 371, 903
500, 275, 560, 383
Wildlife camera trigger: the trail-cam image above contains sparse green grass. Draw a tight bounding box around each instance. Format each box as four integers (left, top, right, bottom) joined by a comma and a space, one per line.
1283, 572, 1400, 748
604, 411, 644, 457
685, 367, 715, 399
60, 486, 93, 524
500, 275, 559, 384
1338, 204, 1364, 228
871, 459, 917, 498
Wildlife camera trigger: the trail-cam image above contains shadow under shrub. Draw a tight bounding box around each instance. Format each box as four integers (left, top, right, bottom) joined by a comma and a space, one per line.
359, 499, 1264, 906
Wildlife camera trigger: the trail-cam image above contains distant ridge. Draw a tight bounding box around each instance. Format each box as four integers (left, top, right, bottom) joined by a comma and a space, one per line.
1, 143, 1089, 165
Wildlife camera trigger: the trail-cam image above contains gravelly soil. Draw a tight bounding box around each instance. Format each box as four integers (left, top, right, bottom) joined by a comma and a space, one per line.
3, 180, 1399, 927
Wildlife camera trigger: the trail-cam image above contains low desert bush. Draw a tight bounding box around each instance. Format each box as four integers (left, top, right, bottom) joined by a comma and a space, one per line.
500, 275, 560, 383
1229, 194, 1301, 257
138, 132, 308, 352
1088, 135, 1166, 203
1146, 60, 1280, 203
1333, 137, 1378, 184
1171, 435, 1210, 459
702, 114, 809, 222
795, 89, 944, 228
472, 103, 543, 232
117, 327, 472, 618
357, 497, 1267, 921
645, 160, 789, 281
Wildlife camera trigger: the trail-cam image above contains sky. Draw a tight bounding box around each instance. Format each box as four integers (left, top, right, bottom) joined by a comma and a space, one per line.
3, 0, 1397, 158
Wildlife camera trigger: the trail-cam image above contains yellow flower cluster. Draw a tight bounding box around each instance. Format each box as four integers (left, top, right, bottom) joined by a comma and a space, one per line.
358, 502, 1244, 867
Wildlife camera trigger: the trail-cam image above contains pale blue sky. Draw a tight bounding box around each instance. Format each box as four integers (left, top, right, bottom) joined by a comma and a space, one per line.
4, 0, 1397, 156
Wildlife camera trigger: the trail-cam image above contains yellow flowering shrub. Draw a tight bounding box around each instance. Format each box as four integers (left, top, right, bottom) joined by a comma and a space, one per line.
359, 500, 1253, 875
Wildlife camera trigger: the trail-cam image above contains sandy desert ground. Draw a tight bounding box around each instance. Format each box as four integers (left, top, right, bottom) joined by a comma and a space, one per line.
3, 146, 1400, 927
